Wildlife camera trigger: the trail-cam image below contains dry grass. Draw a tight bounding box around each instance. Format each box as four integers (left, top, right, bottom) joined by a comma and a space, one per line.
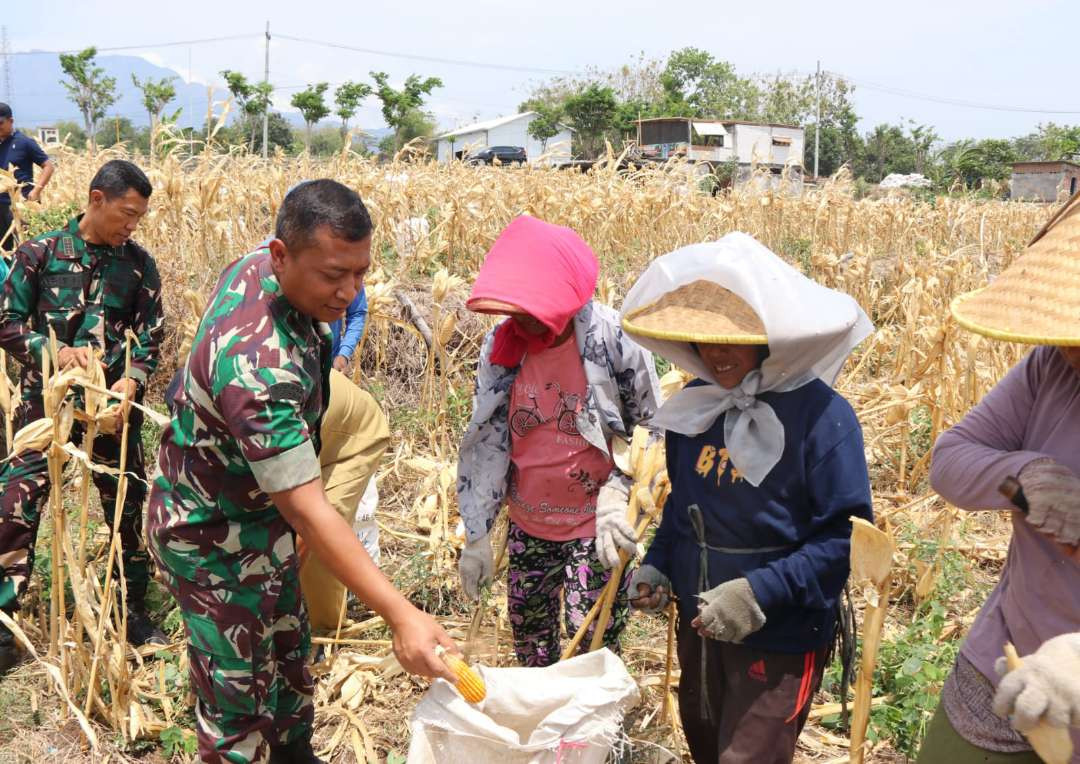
0, 142, 1050, 762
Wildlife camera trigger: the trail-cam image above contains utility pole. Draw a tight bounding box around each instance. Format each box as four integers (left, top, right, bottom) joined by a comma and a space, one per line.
814, 60, 821, 180
1, 27, 12, 104
188, 47, 194, 157
262, 21, 270, 159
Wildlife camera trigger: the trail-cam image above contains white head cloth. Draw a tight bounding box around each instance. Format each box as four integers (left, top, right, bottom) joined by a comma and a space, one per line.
621, 232, 873, 486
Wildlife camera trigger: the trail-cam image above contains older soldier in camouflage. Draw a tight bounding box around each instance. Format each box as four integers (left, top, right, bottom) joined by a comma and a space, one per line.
0, 160, 165, 674
148, 179, 459, 764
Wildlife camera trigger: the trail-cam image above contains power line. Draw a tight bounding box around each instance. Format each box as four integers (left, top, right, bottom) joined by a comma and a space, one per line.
274, 33, 579, 76
9, 34, 260, 56
828, 70, 1080, 115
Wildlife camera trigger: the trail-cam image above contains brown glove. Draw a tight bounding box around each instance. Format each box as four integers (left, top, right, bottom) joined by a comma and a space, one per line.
1018, 458, 1080, 546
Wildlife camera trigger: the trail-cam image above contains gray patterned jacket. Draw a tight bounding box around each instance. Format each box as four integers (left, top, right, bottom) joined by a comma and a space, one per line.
456, 300, 661, 542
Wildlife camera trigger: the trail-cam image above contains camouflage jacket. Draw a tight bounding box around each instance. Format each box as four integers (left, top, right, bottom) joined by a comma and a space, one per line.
148, 247, 332, 584
0, 216, 164, 393
456, 300, 661, 542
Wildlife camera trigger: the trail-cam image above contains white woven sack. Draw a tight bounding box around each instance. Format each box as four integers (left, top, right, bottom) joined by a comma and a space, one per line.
406, 648, 639, 764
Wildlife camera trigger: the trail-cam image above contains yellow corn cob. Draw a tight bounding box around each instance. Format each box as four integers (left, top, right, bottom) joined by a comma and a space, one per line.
435, 646, 486, 703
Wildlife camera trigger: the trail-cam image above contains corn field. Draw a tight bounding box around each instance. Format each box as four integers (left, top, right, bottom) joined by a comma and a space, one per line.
0, 142, 1055, 762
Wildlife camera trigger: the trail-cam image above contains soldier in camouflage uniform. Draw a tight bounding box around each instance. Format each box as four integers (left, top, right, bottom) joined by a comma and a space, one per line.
0, 160, 165, 674
148, 179, 458, 764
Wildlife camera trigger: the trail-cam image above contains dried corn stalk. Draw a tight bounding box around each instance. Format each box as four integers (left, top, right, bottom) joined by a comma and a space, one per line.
849, 517, 895, 764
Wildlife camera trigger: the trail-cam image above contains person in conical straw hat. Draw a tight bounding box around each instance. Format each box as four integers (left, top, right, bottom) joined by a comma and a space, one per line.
456, 215, 661, 666
621, 232, 874, 764
916, 194, 1080, 763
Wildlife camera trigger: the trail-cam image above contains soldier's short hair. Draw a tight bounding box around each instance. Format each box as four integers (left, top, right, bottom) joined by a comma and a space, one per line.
90, 160, 153, 200
0, 103, 11, 120
275, 179, 373, 252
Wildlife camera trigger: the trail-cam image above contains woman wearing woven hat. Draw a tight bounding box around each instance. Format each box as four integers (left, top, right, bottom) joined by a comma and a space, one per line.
915, 196, 1080, 763
456, 215, 661, 666
621, 232, 874, 763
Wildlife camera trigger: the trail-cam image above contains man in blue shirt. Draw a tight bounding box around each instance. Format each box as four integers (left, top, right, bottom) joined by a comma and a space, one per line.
329, 288, 368, 372
0, 103, 55, 253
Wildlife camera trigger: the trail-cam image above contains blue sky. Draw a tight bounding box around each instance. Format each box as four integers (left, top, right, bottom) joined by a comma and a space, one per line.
4, 0, 1078, 141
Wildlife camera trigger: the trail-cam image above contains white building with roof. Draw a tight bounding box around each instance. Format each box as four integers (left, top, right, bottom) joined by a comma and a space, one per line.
435, 112, 573, 165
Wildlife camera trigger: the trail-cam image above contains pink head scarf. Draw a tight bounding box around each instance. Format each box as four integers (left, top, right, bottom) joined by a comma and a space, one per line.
467, 216, 599, 367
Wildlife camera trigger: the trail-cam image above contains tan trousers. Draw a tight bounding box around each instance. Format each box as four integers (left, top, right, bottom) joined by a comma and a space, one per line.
300, 369, 390, 630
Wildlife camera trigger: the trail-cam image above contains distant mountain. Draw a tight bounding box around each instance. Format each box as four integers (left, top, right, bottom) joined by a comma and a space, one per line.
4, 53, 390, 140
6, 53, 215, 129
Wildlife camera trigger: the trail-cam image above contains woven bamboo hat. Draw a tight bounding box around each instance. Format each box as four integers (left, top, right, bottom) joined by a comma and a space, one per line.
622, 279, 768, 344
951, 191, 1080, 345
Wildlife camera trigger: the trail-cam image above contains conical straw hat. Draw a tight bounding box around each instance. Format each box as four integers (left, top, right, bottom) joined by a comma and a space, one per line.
951, 191, 1080, 345
622, 279, 768, 344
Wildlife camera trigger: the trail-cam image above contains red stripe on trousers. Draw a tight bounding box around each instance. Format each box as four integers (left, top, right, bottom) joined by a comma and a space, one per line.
786, 650, 815, 724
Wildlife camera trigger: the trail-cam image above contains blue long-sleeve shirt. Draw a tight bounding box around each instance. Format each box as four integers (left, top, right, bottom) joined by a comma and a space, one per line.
328, 289, 367, 359
643, 378, 873, 653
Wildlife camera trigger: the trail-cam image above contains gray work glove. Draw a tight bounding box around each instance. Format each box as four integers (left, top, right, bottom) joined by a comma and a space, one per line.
458, 534, 494, 601
594, 476, 638, 569
628, 564, 672, 614
993, 632, 1080, 732
694, 578, 766, 643
1018, 458, 1080, 546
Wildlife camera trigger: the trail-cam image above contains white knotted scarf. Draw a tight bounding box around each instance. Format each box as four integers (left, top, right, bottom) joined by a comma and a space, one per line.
622, 233, 873, 485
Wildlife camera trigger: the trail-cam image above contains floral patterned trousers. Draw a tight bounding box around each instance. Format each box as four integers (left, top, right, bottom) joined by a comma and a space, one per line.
506, 521, 632, 667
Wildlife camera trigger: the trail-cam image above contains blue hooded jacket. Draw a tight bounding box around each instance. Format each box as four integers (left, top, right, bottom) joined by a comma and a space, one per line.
642, 378, 873, 653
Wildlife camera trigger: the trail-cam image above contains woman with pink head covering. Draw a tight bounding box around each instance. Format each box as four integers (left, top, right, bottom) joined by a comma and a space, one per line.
457, 215, 661, 666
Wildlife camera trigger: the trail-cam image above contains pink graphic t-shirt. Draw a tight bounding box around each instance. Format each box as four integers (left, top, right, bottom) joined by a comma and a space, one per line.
506, 337, 614, 541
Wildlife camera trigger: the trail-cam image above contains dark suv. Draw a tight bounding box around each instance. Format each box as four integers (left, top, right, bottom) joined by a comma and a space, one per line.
466, 145, 527, 165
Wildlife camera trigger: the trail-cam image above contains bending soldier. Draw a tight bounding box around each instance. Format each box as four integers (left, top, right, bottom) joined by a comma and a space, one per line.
148, 179, 457, 764
0, 160, 166, 675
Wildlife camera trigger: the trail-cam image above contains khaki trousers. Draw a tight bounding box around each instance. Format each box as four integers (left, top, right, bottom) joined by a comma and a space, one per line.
300, 369, 390, 630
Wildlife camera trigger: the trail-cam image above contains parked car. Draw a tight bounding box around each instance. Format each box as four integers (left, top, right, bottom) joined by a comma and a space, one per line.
466, 146, 527, 165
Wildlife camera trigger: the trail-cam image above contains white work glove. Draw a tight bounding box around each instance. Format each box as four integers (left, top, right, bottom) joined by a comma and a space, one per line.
993, 632, 1080, 732
594, 477, 638, 569
628, 564, 672, 614
1018, 458, 1080, 546
693, 578, 766, 643
458, 534, 494, 601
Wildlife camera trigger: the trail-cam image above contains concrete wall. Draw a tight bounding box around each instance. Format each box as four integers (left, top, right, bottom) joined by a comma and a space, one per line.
732, 124, 805, 167
1010, 166, 1080, 202
437, 130, 486, 162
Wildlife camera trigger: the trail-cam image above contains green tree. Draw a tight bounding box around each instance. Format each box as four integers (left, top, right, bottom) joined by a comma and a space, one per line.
306, 125, 346, 156
54, 120, 87, 150
58, 47, 118, 150
376, 108, 435, 156
291, 83, 330, 150
1017, 123, 1080, 161
526, 104, 563, 153
131, 73, 177, 151
96, 116, 141, 150
562, 84, 617, 159
253, 111, 295, 155
659, 47, 759, 119
220, 70, 273, 151
906, 121, 939, 176
757, 73, 814, 125
857, 123, 917, 183
370, 72, 443, 151
939, 139, 1017, 189
334, 81, 373, 137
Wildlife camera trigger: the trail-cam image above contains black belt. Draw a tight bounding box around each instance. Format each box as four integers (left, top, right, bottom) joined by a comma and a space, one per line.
686, 503, 797, 722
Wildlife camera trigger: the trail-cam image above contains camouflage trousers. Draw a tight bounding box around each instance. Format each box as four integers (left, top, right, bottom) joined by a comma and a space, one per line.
158, 560, 314, 764
0, 394, 149, 613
